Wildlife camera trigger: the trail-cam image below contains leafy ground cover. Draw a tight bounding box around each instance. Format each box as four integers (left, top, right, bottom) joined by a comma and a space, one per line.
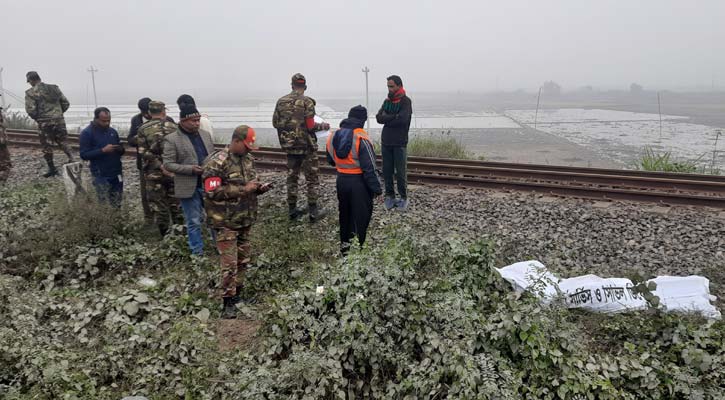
0, 183, 722, 399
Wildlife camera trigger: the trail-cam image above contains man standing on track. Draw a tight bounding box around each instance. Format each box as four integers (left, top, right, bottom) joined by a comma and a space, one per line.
137, 101, 184, 235
326, 105, 381, 254
272, 73, 330, 222
79, 107, 125, 207
202, 125, 272, 318
163, 104, 215, 255
24, 71, 74, 177
0, 102, 11, 184
376, 75, 412, 211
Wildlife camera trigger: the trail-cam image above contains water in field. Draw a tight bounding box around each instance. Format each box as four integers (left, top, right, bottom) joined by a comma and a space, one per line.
11, 102, 723, 169
506, 109, 724, 169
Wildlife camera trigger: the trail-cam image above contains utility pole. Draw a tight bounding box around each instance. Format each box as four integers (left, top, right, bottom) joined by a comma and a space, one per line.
87, 65, 99, 108
657, 91, 663, 140
534, 86, 542, 130
0, 67, 6, 110
362, 66, 370, 129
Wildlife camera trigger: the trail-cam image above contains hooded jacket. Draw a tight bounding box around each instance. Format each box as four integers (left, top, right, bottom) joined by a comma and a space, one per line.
327, 117, 382, 196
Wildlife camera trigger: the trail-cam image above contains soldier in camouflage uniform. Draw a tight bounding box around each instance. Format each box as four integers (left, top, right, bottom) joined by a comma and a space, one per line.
0, 103, 11, 184
272, 73, 330, 222
24, 71, 74, 177
202, 125, 272, 318
136, 101, 183, 235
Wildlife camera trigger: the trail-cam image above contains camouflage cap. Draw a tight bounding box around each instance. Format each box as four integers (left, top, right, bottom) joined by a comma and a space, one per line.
26, 71, 40, 82
291, 73, 306, 86
148, 100, 166, 114
232, 125, 259, 150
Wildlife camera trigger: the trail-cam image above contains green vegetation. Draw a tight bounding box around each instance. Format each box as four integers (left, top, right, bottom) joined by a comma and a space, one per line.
0, 184, 723, 399
406, 131, 481, 160
2, 110, 36, 130
636, 146, 720, 175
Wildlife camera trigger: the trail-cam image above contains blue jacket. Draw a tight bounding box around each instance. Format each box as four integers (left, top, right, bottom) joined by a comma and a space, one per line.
327, 117, 382, 196
79, 122, 124, 177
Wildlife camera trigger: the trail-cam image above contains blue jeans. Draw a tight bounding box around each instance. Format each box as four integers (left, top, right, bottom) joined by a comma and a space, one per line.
381, 145, 407, 199
180, 187, 206, 255
92, 175, 123, 208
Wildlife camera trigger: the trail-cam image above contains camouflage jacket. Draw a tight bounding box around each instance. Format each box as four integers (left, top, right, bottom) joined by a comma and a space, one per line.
137, 119, 178, 179
24, 82, 70, 122
0, 111, 7, 147
202, 148, 258, 229
272, 91, 325, 155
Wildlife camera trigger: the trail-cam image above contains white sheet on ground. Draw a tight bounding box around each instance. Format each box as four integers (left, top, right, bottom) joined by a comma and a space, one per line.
495, 261, 720, 319
495, 260, 559, 302
558, 275, 647, 313
650, 276, 721, 319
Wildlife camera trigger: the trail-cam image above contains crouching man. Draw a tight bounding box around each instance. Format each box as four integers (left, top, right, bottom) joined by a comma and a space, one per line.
202, 125, 272, 318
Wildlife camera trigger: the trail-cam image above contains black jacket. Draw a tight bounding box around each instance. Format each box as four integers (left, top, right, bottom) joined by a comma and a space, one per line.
327, 117, 382, 196
127, 113, 146, 147
375, 95, 412, 146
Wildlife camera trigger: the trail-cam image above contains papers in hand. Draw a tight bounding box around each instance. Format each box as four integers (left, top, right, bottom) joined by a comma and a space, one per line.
314, 115, 331, 141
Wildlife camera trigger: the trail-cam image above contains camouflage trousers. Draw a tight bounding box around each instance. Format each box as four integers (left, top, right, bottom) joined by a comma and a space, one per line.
37, 120, 73, 162
216, 226, 252, 298
145, 176, 183, 235
0, 144, 10, 183
286, 152, 319, 207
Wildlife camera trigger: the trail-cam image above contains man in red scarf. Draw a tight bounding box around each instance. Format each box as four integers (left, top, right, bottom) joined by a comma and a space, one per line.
375, 75, 413, 211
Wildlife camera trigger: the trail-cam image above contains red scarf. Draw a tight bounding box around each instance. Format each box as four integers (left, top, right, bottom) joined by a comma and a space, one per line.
388, 87, 406, 103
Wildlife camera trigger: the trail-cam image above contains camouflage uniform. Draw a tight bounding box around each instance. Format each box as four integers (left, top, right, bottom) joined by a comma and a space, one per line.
24, 79, 74, 170
136, 107, 183, 235
272, 73, 328, 218
202, 135, 258, 301
0, 109, 10, 183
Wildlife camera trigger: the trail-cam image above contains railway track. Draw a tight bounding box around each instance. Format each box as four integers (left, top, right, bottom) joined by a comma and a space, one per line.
7, 129, 725, 208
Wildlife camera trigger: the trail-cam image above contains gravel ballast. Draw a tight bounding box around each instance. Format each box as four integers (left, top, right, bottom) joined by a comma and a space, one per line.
5, 147, 724, 304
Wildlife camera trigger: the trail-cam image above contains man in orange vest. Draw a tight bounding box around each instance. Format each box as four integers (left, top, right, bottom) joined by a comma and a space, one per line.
326, 105, 382, 254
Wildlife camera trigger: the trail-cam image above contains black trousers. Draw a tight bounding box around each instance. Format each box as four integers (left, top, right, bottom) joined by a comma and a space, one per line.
336, 174, 373, 250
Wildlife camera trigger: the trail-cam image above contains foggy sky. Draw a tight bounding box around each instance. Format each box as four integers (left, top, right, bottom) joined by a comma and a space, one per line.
2, 0, 724, 105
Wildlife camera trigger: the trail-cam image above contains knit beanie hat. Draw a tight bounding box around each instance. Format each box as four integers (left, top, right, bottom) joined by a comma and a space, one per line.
177, 94, 195, 107
179, 104, 201, 120
347, 105, 367, 121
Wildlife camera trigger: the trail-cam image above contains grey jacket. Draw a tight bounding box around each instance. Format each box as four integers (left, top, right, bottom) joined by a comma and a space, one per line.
162, 128, 215, 199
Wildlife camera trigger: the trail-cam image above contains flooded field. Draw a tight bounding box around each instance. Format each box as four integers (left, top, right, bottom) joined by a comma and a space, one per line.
10, 96, 724, 169
506, 108, 724, 169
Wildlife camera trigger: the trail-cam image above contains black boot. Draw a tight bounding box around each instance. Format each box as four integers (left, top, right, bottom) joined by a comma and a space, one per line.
221, 297, 237, 319
308, 204, 328, 222
230, 284, 244, 304
288, 204, 307, 221
42, 158, 59, 178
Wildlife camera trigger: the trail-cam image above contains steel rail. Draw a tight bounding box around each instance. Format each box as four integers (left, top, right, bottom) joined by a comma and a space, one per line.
7, 129, 725, 208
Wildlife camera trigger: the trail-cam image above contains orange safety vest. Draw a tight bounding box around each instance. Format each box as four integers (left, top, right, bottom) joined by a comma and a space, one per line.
326, 128, 369, 174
